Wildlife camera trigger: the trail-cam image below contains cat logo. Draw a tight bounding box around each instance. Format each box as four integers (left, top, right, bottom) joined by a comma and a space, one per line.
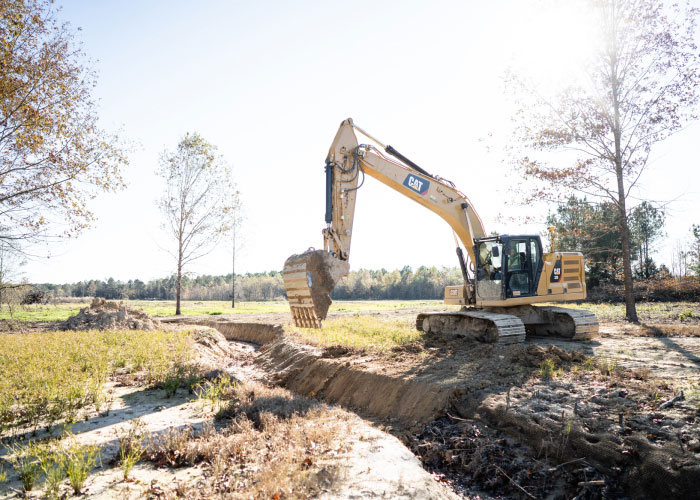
402, 174, 430, 195
550, 259, 562, 282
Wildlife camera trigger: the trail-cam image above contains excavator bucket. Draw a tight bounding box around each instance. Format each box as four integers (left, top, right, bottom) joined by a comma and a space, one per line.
283, 249, 349, 328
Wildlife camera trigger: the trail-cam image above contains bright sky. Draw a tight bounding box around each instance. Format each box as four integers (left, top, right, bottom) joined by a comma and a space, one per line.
23, 0, 700, 284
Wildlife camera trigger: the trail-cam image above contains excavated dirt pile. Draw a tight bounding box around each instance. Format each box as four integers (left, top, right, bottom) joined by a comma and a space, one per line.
61, 298, 161, 330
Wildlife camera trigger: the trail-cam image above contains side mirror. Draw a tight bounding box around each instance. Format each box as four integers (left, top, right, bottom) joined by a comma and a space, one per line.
491, 246, 500, 257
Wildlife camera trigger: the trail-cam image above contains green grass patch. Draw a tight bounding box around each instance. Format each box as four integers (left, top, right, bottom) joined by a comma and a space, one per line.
0, 299, 446, 322
0, 302, 88, 322
0, 329, 193, 434
293, 315, 423, 351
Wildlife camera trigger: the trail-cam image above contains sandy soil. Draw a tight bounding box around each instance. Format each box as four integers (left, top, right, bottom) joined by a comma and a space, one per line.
211, 313, 700, 499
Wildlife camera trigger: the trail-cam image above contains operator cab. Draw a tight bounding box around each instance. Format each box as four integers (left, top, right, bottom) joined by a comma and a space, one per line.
474, 235, 543, 301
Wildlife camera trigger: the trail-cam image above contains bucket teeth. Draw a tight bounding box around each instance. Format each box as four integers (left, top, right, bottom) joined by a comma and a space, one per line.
289, 305, 322, 329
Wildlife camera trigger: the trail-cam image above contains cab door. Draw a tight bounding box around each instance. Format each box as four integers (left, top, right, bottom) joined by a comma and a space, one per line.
503, 237, 542, 298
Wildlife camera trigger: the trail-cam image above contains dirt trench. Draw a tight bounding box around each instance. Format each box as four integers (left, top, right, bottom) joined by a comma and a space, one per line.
197, 319, 700, 500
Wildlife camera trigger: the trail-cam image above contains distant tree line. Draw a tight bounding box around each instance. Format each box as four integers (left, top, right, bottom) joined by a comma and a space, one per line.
28, 206, 700, 304
33, 266, 465, 302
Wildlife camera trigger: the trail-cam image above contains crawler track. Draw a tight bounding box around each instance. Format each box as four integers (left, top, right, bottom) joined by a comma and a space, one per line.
416, 310, 527, 344
416, 305, 599, 344
530, 306, 599, 340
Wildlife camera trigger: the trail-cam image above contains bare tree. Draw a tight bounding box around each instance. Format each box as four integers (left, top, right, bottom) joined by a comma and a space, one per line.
231, 213, 244, 308
157, 133, 241, 315
510, 0, 699, 322
671, 239, 689, 277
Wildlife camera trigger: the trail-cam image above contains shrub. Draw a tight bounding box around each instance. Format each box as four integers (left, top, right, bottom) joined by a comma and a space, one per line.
118, 419, 147, 480
539, 357, 560, 379
63, 434, 100, 494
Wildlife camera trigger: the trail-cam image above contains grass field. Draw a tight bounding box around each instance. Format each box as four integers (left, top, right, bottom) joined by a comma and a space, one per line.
554, 301, 700, 323
294, 315, 423, 351
1, 298, 698, 330
0, 299, 445, 322
0, 329, 194, 434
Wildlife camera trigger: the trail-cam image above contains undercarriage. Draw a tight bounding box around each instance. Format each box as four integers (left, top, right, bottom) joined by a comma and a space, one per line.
416, 305, 599, 344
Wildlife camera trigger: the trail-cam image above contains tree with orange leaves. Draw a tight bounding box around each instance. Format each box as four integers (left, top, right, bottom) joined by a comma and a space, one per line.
0, 0, 127, 253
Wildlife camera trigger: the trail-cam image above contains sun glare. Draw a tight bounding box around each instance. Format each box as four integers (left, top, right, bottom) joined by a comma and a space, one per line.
500, 1, 599, 91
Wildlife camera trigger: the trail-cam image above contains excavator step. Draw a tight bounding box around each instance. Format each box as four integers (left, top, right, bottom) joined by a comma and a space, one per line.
416, 311, 526, 344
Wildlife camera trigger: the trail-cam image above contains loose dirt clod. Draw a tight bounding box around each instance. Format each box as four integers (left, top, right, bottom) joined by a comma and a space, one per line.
60, 298, 161, 330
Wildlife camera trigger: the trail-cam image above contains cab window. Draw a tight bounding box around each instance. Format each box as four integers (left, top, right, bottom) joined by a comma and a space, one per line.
530, 240, 540, 271
477, 242, 502, 281
505, 240, 527, 271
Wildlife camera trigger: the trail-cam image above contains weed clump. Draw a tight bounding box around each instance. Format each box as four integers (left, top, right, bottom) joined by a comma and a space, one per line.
63, 433, 101, 494
117, 419, 147, 480
197, 373, 237, 413
539, 357, 562, 380
679, 309, 695, 321
6, 433, 101, 496
7, 441, 41, 492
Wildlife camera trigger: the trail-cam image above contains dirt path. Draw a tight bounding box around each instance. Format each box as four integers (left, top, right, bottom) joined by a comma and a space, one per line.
562, 324, 700, 380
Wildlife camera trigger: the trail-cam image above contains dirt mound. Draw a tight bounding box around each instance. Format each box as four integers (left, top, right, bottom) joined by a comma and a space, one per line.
61, 298, 161, 330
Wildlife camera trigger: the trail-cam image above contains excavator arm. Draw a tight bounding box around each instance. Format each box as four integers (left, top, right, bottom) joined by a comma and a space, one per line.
322, 118, 486, 266
283, 118, 486, 327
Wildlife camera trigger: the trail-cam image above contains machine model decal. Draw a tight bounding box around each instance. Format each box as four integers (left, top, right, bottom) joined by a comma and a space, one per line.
403, 174, 430, 195
550, 259, 562, 282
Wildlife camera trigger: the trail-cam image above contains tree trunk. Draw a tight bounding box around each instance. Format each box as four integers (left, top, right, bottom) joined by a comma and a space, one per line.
231, 223, 236, 309
618, 208, 638, 322
176, 243, 182, 316
610, 21, 638, 324
614, 148, 638, 321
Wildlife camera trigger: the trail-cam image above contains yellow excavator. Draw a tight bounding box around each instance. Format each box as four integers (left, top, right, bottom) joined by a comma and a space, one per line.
283, 118, 598, 344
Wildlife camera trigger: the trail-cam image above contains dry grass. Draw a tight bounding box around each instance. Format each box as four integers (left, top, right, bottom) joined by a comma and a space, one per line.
145, 381, 350, 499
564, 354, 678, 404
636, 323, 700, 337
554, 301, 700, 325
